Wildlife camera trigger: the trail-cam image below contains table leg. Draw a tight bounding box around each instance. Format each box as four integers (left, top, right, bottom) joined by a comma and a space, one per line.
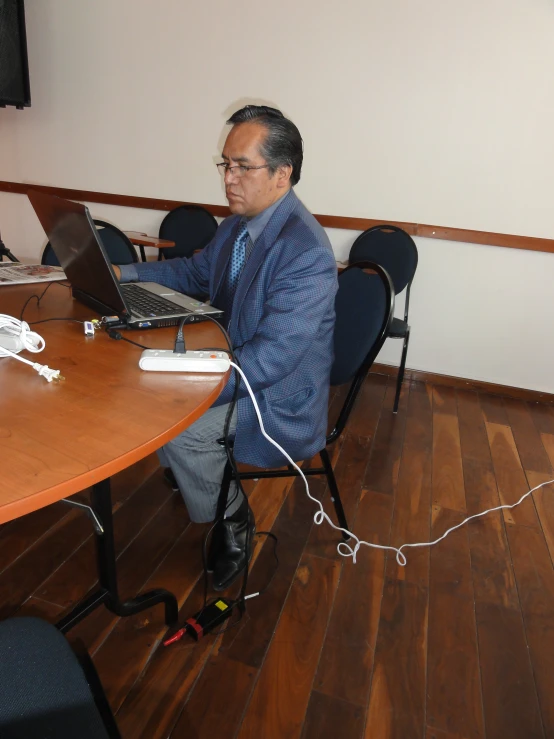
139, 245, 147, 262
56, 478, 178, 633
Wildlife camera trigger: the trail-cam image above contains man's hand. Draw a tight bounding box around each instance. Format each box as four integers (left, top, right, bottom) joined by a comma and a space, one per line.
113, 265, 121, 280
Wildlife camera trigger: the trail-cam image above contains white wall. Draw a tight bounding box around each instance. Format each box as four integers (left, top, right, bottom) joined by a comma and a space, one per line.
1, 0, 553, 392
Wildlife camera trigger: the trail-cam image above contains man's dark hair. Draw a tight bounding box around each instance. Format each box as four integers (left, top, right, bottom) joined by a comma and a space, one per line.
227, 105, 303, 186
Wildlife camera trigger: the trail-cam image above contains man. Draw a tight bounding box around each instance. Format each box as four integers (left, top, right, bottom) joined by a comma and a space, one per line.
115, 105, 337, 590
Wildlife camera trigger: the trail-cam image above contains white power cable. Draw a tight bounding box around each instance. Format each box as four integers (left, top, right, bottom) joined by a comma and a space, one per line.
230, 362, 554, 566
0, 314, 64, 383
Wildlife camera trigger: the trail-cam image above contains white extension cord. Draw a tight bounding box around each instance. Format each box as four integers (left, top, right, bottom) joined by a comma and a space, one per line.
230, 361, 554, 567
0, 314, 64, 383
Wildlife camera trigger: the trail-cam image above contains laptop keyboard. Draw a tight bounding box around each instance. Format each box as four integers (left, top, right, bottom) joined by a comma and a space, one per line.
121, 283, 188, 317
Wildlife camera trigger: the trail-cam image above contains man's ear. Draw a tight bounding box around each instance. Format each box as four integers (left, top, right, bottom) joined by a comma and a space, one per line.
276, 164, 293, 188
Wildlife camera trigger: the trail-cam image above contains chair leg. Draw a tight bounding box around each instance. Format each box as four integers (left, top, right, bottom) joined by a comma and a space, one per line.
393, 326, 410, 414
320, 447, 350, 541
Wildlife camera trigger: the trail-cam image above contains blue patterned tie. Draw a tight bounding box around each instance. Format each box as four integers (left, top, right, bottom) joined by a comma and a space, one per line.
227, 220, 248, 296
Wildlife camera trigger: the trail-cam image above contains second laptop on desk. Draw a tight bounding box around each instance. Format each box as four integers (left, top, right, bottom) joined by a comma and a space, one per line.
28, 190, 222, 329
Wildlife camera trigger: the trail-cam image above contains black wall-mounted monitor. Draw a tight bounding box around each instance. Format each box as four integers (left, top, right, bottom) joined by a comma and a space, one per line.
0, 0, 31, 109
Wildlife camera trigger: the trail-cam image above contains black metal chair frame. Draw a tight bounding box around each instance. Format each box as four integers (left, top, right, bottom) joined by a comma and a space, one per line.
349, 225, 418, 414
158, 204, 218, 261
55, 478, 178, 633
216, 261, 395, 539
41, 220, 139, 266
72, 639, 122, 738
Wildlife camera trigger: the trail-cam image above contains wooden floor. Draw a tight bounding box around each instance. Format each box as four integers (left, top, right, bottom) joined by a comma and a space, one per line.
3, 374, 554, 738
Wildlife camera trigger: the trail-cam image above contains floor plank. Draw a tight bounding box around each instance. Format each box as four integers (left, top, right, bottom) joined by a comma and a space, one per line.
456, 389, 492, 466
386, 381, 433, 585
236, 553, 341, 739
503, 397, 552, 474
4, 377, 554, 738
313, 490, 393, 708
476, 600, 544, 739
506, 522, 554, 738
528, 401, 554, 436
168, 654, 257, 739
364, 578, 428, 739
479, 393, 509, 425
464, 459, 519, 610
432, 389, 466, 513
302, 691, 365, 739
426, 506, 485, 739
485, 422, 540, 528
363, 382, 410, 495
432, 385, 458, 416
527, 470, 554, 566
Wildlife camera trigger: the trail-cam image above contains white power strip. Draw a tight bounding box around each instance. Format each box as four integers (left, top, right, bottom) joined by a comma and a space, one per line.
139, 349, 230, 373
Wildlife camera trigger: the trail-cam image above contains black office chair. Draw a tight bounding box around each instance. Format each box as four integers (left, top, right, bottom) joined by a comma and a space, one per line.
217, 261, 395, 538
41, 220, 139, 266
349, 225, 418, 414
0, 617, 121, 738
158, 204, 218, 260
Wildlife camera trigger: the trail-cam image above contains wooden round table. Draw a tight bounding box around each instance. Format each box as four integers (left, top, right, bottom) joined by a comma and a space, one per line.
0, 280, 229, 631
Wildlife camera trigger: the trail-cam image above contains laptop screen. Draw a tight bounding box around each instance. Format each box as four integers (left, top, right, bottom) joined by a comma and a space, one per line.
27, 190, 127, 316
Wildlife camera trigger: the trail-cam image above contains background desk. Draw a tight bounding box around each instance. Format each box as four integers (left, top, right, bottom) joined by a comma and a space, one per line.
124, 231, 175, 262
0, 282, 229, 630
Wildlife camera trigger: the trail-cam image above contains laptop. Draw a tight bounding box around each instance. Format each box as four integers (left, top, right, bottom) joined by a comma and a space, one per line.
27, 190, 222, 329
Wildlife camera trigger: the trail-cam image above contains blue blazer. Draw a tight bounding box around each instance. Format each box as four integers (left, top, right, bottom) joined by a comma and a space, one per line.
133, 190, 338, 467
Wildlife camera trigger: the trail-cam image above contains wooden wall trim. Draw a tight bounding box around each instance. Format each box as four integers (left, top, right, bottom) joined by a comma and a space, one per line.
2, 180, 554, 254
371, 362, 554, 405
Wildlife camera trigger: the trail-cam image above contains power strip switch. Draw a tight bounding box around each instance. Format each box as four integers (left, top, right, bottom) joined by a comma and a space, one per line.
139, 349, 230, 373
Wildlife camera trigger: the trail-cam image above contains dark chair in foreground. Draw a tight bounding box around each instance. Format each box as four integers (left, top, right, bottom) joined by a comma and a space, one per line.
41, 220, 139, 266
0, 617, 120, 738
218, 261, 395, 537
158, 204, 218, 260
349, 225, 418, 413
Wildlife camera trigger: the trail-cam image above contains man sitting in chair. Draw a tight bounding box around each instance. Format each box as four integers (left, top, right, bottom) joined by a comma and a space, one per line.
114, 105, 337, 590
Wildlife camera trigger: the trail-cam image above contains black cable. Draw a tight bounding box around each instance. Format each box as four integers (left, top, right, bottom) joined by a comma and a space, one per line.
29, 317, 84, 326
173, 315, 192, 353
248, 531, 279, 597
19, 281, 71, 322
174, 313, 253, 619
106, 329, 152, 350
105, 312, 268, 626
182, 314, 246, 519
208, 531, 279, 637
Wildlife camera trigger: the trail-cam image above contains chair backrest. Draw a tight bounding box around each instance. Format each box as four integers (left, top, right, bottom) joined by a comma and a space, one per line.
41, 220, 138, 267
158, 205, 218, 259
93, 220, 138, 265
349, 225, 418, 295
41, 242, 59, 265
0, 617, 120, 738
327, 261, 395, 443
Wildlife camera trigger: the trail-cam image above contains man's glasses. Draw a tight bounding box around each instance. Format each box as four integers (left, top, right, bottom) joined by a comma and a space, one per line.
216, 163, 270, 178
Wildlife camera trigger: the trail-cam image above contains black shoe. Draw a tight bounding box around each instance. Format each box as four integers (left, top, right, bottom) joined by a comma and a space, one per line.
212, 500, 255, 591
163, 467, 180, 493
